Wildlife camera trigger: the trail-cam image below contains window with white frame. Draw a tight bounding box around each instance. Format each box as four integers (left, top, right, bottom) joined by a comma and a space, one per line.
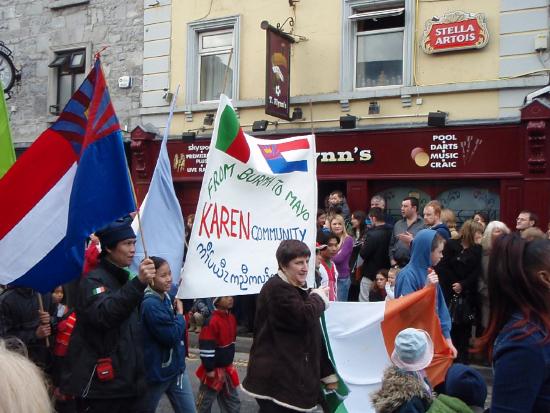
354, 7, 404, 88
198, 29, 234, 102
48, 49, 86, 114
341, 0, 412, 94
186, 16, 240, 106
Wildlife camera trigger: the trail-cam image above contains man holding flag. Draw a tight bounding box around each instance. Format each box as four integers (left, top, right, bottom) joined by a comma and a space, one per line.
61, 217, 156, 412
0, 56, 158, 411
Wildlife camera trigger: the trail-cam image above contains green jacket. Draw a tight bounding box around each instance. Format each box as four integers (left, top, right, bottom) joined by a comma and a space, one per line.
427, 394, 473, 413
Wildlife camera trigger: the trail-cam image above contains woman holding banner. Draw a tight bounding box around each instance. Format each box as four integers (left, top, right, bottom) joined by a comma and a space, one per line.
242, 240, 338, 412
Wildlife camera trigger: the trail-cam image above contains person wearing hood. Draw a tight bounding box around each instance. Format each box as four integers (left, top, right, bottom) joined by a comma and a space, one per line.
371, 328, 435, 412
395, 229, 457, 358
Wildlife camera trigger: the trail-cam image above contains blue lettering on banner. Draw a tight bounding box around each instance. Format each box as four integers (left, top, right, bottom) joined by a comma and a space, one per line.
250, 226, 307, 242
196, 242, 277, 291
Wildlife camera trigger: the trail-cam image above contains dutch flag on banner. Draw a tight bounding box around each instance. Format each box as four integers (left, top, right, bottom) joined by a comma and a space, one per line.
257, 139, 310, 174
0, 59, 135, 293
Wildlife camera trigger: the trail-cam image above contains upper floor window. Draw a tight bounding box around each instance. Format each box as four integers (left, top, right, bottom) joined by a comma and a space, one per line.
341, 0, 413, 94
198, 29, 234, 102
354, 8, 404, 88
48, 49, 86, 114
186, 16, 240, 106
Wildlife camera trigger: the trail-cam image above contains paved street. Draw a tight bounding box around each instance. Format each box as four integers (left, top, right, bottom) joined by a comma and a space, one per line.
157, 350, 258, 413
157, 333, 493, 412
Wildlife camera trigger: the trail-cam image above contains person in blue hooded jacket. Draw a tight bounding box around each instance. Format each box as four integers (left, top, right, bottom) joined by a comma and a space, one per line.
395, 229, 458, 358
141, 256, 196, 413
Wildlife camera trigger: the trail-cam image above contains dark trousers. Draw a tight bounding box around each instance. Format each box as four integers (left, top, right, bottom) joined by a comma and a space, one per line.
451, 322, 472, 364
257, 399, 301, 413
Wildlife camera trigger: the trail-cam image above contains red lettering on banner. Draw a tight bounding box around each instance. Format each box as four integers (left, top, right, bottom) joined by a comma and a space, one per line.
198, 202, 251, 240
220, 206, 230, 237
199, 203, 213, 237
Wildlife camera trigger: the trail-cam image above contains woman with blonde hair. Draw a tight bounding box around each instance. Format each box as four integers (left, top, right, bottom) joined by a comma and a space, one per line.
0, 338, 53, 413
330, 214, 354, 301
441, 208, 459, 239
436, 219, 484, 363
479, 221, 510, 333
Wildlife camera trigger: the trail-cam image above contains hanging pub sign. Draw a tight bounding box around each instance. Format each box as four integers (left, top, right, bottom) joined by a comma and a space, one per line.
262, 21, 295, 120
421, 11, 489, 54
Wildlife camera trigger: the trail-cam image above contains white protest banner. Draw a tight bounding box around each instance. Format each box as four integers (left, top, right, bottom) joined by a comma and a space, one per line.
177, 94, 317, 298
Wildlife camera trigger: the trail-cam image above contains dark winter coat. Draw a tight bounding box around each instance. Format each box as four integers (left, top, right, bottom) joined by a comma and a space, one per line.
242, 272, 336, 411
491, 313, 550, 412
141, 287, 186, 384
360, 224, 392, 280
371, 366, 432, 413
435, 240, 482, 305
0, 287, 51, 367
61, 258, 147, 399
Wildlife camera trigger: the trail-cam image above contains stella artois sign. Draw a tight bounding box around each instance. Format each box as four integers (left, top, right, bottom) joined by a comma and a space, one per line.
422, 11, 489, 54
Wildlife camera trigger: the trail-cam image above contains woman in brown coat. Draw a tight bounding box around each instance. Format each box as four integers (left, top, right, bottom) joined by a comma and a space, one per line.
242, 240, 337, 412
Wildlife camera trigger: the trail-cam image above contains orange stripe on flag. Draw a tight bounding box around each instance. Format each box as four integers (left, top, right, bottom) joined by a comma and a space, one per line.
381, 285, 453, 386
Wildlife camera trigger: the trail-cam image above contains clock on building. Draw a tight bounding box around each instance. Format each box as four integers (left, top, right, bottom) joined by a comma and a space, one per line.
0, 42, 17, 93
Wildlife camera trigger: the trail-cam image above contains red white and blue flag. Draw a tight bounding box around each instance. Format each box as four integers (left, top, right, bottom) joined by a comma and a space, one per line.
0, 59, 135, 293
257, 138, 310, 174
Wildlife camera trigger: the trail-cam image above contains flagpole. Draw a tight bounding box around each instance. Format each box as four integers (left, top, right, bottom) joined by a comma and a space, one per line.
309, 99, 315, 135
222, 48, 234, 97
36, 293, 50, 348
127, 167, 148, 259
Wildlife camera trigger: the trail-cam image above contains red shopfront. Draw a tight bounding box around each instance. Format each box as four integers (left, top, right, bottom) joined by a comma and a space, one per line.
130, 99, 550, 230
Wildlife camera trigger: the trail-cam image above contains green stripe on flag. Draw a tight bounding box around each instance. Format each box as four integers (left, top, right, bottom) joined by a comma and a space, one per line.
0, 82, 16, 178
215, 105, 240, 152
321, 314, 350, 413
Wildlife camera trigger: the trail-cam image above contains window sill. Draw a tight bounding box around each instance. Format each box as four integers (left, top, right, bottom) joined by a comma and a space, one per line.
50, 0, 89, 10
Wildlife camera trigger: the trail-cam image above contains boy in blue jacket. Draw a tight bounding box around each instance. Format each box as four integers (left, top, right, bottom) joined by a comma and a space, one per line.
141, 256, 196, 413
395, 229, 458, 359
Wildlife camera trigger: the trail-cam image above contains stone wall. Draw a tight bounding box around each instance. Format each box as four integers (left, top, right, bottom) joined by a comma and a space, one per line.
0, 0, 143, 147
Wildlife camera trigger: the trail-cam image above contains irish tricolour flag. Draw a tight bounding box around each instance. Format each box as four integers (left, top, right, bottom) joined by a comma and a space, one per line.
323, 285, 453, 412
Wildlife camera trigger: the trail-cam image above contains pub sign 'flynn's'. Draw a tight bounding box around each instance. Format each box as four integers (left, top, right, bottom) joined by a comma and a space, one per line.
421, 11, 489, 54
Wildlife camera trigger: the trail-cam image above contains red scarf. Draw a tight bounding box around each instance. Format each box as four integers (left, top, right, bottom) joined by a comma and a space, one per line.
320, 259, 337, 301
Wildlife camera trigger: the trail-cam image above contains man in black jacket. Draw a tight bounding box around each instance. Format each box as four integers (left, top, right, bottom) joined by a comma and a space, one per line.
0, 287, 52, 367
359, 207, 392, 302
61, 217, 155, 412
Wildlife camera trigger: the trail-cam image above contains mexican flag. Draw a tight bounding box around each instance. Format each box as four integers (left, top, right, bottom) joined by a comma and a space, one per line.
178, 95, 317, 298
323, 285, 453, 412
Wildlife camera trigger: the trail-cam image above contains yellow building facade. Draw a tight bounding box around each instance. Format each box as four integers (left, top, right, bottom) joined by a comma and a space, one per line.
140, 0, 548, 132
133, 0, 550, 227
